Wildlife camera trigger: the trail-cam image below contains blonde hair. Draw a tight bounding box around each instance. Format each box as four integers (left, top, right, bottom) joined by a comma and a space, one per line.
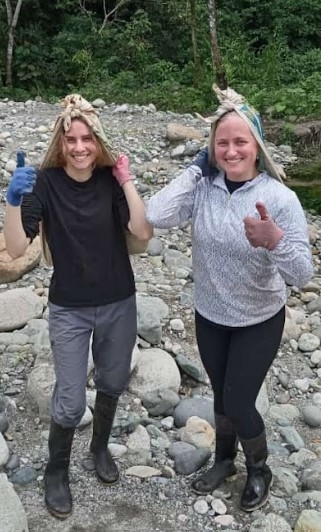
39, 95, 118, 265
197, 84, 284, 182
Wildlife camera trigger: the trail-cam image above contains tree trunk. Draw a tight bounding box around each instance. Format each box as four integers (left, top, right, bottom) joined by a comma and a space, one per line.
5, 0, 24, 88
189, 0, 201, 87
208, 0, 227, 89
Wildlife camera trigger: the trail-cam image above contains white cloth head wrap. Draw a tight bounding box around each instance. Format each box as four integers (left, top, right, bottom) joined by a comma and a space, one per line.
42, 94, 118, 168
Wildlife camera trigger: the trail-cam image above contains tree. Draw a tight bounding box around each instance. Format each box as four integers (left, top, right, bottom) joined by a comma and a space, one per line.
208, 0, 227, 89
77, 0, 133, 33
188, 0, 201, 87
5, 0, 24, 87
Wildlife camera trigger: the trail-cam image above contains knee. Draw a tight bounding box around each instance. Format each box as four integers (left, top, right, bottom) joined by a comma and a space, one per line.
54, 395, 87, 428
96, 379, 127, 397
96, 367, 130, 397
223, 395, 243, 426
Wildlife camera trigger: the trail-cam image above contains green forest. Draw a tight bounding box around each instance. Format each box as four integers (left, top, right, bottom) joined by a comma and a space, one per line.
1, 0, 321, 118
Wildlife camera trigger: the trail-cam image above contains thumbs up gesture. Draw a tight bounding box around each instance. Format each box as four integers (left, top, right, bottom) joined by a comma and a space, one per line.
243, 201, 284, 250
6, 151, 36, 207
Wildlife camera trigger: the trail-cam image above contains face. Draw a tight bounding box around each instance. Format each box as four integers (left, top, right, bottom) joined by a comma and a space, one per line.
214, 113, 259, 181
62, 119, 98, 180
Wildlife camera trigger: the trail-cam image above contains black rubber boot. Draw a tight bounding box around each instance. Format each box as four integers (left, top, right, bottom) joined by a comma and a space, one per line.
191, 414, 238, 494
90, 392, 119, 484
44, 419, 75, 519
240, 431, 273, 512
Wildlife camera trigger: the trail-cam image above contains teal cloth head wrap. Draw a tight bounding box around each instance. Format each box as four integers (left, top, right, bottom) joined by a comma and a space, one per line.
208, 85, 284, 182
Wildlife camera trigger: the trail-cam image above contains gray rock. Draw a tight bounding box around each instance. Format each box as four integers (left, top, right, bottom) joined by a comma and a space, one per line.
0, 288, 43, 331
249, 512, 292, 532
279, 426, 305, 451
142, 388, 180, 416
174, 447, 211, 475
0, 412, 9, 434
294, 509, 321, 532
300, 461, 321, 491
174, 396, 215, 428
302, 405, 321, 427
10, 466, 38, 485
0, 473, 29, 531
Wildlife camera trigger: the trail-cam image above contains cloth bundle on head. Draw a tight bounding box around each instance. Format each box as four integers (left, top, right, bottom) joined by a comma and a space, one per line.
41, 94, 118, 169
207, 85, 285, 183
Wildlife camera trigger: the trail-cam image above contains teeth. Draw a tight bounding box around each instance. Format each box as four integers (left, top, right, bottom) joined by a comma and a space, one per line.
74, 156, 87, 161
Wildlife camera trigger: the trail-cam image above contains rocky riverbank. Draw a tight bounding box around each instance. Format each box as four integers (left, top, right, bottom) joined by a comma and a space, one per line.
0, 98, 321, 532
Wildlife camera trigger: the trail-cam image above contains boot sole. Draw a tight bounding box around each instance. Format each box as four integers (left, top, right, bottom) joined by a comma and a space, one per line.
45, 501, 72, 520
191, 473, 237, 495
91, 453, 120, 486
96, 473, 119, 486
241, 476, 273, 512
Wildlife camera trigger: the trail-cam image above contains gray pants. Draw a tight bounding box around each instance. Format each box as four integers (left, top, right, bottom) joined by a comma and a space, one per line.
48, 295, 137, 428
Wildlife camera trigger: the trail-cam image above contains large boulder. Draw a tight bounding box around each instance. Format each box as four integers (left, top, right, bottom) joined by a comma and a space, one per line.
0, 473, 29, 532
0, 288, 43, 332
0, 234, 41, 283
129, 348, 181, 397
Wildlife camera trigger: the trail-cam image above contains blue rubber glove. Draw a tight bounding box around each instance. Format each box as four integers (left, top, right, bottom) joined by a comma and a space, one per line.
16, 150, 26, 168
191, 148, 218, 178
6, 152, 36, 207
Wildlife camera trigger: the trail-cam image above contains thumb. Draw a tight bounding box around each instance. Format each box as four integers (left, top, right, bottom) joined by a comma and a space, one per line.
16, 150, 25, 168
255, 201, 270, 221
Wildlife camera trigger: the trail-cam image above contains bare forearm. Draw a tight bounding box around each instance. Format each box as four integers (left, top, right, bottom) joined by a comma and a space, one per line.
122, 181, 153, 240
4, 204, 30, 259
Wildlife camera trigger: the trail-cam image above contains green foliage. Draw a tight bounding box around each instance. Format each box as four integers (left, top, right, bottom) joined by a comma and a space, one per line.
288, 161, 321, 182
0, 0, 320, 118
15, 43, 43, 89
255, 73, 321, 118
288, 160, 321, 214
290, 185, 321, 215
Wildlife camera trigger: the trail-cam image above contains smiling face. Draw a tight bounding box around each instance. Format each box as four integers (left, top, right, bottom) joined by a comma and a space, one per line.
213, 112, 260, 182
61, 119, 98, 181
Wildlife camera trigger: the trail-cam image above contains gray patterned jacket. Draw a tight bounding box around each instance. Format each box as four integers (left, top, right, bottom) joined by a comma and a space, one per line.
146, 166, 313, 326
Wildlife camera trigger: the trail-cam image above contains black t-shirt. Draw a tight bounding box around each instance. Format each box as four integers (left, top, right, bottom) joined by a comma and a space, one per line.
21, 167, 135, 307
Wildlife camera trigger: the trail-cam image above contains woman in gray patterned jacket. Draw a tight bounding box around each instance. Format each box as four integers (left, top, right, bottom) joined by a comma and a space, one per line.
146, 86, 313, 512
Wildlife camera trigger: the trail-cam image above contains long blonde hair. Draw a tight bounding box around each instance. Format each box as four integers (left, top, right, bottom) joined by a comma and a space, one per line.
39, 94, 118, 265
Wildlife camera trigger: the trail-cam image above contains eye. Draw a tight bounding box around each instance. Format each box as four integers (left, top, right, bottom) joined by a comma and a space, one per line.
216, 141, 227, 147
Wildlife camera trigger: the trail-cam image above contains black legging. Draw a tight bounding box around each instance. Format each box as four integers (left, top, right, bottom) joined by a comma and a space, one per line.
195, 307, 285, 439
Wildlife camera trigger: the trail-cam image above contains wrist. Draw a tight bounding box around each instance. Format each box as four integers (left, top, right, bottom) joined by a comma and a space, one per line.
118, 175, 133, 187
6, 190, 22, 207
267, 228, 285, 250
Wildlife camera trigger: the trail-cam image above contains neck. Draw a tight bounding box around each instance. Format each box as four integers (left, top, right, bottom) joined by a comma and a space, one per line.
64, 167, 92, 182
225, 170, 260, 182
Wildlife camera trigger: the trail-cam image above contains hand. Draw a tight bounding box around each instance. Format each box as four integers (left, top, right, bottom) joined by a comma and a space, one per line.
191, 148, 218, 178
6, 151, 36, 207
243, 201, 284, 251
192, 148, 209, 169
112, 154, 133, 187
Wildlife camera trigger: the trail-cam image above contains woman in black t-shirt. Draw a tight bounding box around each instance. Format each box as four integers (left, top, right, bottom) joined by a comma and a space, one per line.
4, 94, 152, 519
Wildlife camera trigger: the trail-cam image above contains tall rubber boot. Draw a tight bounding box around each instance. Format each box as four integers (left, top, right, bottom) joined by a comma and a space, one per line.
89, 391, 119, 484
191, 414, 238, 494
44, 419, 75, 519
240, 431, 273, 512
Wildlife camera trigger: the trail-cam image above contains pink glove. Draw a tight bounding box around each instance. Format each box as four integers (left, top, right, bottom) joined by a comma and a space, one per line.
243, 201, 284, 251
112, 154, 133, 187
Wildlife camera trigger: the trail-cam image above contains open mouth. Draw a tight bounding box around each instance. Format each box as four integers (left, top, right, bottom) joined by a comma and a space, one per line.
73, 155, 89, 162
225, 159, 242, 164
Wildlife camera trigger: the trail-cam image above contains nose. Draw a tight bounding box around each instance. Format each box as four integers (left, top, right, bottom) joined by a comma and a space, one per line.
226, 143, 237, 156
75, 139, 86, 151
